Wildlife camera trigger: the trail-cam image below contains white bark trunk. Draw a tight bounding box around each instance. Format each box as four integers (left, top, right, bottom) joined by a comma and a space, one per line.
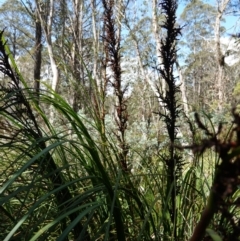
35, 0, 59, 93
48, 45, 59, 93
152, 0, 166, 96
134, 39, 165, 110
91, 0, 100, 89
176, 61, 189, 117
115, 0, 124, 44
68, 0, 84, 111
214, 0, 230, 111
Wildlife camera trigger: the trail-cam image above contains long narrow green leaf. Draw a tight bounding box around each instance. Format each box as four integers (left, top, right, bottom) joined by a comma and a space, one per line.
30, 202, 101, 241
0, 140, 67, 195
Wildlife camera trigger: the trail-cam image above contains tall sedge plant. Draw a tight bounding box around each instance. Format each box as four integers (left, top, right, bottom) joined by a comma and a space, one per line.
1, 1, 238, 239
0, 30, 90, 241
102, 0, 129, 172
0, 30, 156, 241
156, 0, 184, 239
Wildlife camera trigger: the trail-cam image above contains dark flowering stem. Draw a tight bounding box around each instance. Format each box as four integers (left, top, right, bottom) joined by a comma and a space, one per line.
157, 0, 183, 239
102, 0, 129, 172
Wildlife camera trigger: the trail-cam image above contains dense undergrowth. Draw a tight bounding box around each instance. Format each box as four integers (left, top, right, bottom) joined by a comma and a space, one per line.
0, 0, 240, 240
0, 33, 239, 241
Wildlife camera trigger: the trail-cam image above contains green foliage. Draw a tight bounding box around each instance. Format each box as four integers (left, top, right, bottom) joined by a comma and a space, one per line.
0, 0, 240, 240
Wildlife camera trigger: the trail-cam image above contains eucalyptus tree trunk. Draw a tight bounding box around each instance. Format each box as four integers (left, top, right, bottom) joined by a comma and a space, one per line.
35, 0, 59, 123
70, 0, 83, 112
91, 0, 109, 141
134, 39, 162, 103
116, 0, 124, 44
124, 2, 167, 112
33, 9, 42, 104
176, 61, 189, 116
91, 0, 100, 87
152, 0, 166, 96
214, 0, 230, 111
35, 0, 59, 94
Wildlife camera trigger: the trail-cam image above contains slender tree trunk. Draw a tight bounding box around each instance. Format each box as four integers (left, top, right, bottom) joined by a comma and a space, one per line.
176, 61, 189, 116
125, 11, 167, 112
91, 0, 109, 142
34, 10, 42, 104
91, 0, 99, 87
12, 28, 16, 58
152, 0, 166, 96
70, 0, 81, 112
35, 0, 59, 94
214, 0, 230, 111
35, 0, 59, 123
135, 41, 160, 99
133, 38, 167, 112
116, 0, 124, 44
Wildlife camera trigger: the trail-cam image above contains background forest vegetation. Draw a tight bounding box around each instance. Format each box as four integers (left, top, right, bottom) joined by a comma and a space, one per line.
0, 0, 240, 240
